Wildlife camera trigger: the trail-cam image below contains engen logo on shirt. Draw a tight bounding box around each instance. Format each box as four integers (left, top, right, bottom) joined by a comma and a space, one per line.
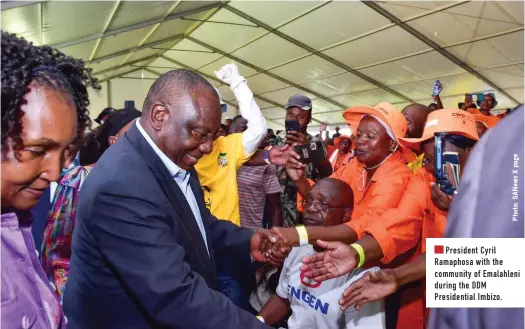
287, 284, 329, 315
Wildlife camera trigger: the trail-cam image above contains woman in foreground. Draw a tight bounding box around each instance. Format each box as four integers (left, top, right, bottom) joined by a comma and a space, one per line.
1, 31, 97, 328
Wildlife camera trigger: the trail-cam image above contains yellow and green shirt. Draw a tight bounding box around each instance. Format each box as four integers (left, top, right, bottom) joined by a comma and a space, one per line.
407, 152, 424, 173
195, 133, 253, 226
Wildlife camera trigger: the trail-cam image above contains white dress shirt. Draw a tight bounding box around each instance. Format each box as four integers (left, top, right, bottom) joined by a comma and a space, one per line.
136, 119, 209, 255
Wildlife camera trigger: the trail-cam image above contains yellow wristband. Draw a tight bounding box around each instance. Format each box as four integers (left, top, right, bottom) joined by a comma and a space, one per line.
256, 315, 265, 323
350, 243, 365, 268
295, 225, 309, 246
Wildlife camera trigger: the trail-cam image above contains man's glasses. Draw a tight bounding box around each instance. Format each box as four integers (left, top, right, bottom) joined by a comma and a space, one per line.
301, 200, 351, 212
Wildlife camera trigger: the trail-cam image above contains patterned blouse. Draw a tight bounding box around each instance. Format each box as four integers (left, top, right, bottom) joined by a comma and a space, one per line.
41, 164, 94, 300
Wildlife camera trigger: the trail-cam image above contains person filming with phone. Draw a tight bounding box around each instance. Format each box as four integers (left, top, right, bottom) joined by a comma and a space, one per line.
271, 102, 414, 250
276, 95, 333, 227
465, 93, 501, 130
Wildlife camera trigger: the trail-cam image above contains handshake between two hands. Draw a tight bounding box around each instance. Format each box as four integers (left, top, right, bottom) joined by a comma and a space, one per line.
251, 228, 393, 311
249, 227, 359, 279
249, 227, 298, 266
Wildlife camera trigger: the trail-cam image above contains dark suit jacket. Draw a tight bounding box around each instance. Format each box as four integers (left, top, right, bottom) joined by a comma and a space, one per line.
64, 124, 270, 329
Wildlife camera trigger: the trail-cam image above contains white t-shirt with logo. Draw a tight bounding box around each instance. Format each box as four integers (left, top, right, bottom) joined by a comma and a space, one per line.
277, 245, 386, 329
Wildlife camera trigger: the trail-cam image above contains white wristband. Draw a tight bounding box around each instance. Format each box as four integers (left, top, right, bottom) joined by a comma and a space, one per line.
295, 225, 309, 246
256, 315, 265, 323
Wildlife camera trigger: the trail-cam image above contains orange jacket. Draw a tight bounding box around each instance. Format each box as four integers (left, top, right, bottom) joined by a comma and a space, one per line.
296, 151, 412, 226
362, 167, 447, 329
415, 168, 447, 253
364, 167, 447, 264
467, 108, 501, 123
332, 151, 413, 238
363, 174, 426, 264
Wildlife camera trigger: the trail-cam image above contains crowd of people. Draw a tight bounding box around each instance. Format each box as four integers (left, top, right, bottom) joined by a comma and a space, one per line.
1, 31, 523, 329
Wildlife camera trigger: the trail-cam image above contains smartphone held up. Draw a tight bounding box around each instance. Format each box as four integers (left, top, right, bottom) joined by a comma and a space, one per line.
294, 141, 327, 164
285, 120, 300, 133
434, 133, 460, 195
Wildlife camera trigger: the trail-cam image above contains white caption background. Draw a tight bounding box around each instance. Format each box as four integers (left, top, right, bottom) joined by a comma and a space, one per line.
427, 238, 525, 308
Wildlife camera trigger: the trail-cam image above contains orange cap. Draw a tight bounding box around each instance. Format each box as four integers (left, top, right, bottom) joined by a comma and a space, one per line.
343, 102, 414, 161
473, 114, 499, 129
399, 109, 479, 151
343, 102, 408, 143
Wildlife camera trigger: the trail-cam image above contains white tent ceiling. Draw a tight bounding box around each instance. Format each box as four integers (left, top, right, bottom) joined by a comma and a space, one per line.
2, 0, 524, 130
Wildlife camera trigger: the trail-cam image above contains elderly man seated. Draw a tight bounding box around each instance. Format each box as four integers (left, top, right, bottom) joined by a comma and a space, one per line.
257, 178, 385, 329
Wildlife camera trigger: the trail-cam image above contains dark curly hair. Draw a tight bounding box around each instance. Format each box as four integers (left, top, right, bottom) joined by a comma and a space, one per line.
1, 31, 100, 151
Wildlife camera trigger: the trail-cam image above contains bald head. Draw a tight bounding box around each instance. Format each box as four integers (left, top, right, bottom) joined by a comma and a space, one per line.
142, 69, 217, 115
402, 104, 430, 138
139, 69, 221, 171
302, 178, 354, 227
314, 178, 353, 206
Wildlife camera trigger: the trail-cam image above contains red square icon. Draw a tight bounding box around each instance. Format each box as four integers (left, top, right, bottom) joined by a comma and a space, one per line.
434, 245, 444, 254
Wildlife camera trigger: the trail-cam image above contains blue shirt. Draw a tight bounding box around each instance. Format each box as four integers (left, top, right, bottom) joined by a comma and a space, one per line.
136, 120, 209, 255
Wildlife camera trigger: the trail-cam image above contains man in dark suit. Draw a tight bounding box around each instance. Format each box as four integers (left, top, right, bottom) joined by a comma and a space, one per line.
63, 69, 280, 328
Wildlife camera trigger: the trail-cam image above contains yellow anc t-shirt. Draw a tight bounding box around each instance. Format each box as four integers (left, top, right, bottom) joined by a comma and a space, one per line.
194, 133, 253, 226
407, 152, 424, 173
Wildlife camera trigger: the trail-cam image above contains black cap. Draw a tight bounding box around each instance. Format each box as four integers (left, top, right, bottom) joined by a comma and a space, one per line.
95, 107, 116, 124
104, 108, 141, 137
285, 95, 312, 111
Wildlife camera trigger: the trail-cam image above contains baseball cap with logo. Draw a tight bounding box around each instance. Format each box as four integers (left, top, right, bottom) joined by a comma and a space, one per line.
399, 108, 479, 151
285, 95, 312, 111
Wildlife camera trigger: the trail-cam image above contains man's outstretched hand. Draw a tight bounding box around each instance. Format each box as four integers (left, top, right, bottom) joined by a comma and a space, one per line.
300, 240, 358, 282
250, 229, 290, 266
339, 269, 399, 311
269, 144, 296, 166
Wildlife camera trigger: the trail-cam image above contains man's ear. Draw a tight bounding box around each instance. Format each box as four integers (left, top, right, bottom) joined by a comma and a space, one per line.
150, 103, 169, 131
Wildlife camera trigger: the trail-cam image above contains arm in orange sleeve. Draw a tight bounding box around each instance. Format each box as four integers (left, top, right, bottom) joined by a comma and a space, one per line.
363, 176, 426, 264
329, 161, 352, 182
293, 177, 314, 200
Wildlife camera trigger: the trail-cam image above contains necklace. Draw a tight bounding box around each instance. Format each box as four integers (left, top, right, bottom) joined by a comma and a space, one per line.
356, 149, 396, 192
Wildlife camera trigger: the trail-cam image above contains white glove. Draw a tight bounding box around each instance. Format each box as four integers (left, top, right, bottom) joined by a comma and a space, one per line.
214, 64, 246, 90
